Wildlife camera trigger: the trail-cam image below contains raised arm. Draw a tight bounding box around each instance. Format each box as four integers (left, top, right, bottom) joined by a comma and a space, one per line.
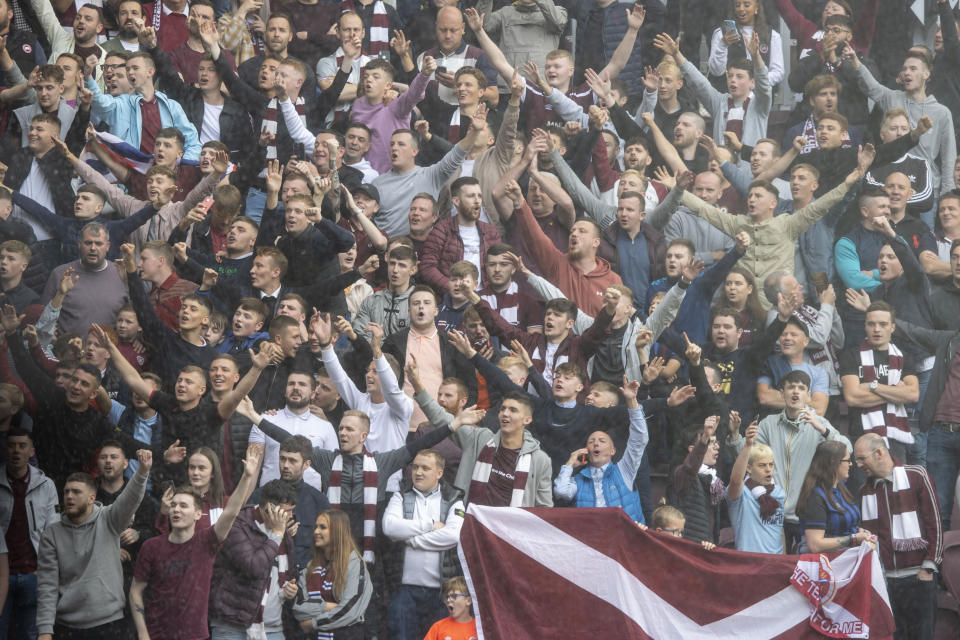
640, 111, 687, 174
213, 446, 263, 542
727, 421, 758, 500
91, 323, 158, 401
217, 342, 283, 420
547, 148, 615, 228
464, 8, 516, 82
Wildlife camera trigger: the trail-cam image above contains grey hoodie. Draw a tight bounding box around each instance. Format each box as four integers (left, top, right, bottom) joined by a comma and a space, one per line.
415, 390, 554, 507
35, 472, 147, 634
351, 285, 414, 339
856, 64, 957, 193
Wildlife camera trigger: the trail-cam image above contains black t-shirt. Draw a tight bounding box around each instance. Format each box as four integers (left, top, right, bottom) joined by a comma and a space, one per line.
149, 392, 225, 462
892, 215, 937, 258
838, 345, 917, 434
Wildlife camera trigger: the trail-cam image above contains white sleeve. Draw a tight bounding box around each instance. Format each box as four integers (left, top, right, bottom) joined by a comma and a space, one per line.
279, 98, 317, 148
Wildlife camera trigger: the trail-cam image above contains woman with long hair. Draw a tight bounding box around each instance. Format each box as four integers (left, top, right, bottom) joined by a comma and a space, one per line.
707, 0, 785, 86
722, 265, 765, 346
293, 510, 373, 639
797, 441, 874, 553
156, 447, 229, 533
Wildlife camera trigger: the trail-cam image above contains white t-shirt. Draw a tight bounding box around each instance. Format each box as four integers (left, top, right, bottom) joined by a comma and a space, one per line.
248, 406, 338, 491
542, 342, 561, 385
459, 224, 481, 277
200, 102, 224, 144
15, 159, 54, 241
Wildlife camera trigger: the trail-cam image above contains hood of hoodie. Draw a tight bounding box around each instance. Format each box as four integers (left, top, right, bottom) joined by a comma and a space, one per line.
492, 428, 542, 455
580, 255, 616, 280
58, 502, 105, 529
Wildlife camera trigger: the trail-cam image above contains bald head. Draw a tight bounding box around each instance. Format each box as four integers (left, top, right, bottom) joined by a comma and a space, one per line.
436, 6, 465, 52
883, 172, 913, 214
692, 171, 722, 204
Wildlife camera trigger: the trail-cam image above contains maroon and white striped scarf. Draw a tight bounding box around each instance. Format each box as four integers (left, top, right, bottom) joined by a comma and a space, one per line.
745, 478, 781, 520
341, 0, 389, 56
447, 107, 464, 143
480, 281, 520, 326
262, 96, 305, 160
794, 304, 839, 375
861, 464, 927, 551
858, 340, 913, 444
469, 438, 531, 507
724, 96, 750, 140
800, 115, 852, 153
327, 449, 377, 563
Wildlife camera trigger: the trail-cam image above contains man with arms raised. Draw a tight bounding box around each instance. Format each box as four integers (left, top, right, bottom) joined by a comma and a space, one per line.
129, 447, 262, 640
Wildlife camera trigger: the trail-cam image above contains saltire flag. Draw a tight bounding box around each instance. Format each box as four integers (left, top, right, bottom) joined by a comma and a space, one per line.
458, 506, 895, 639
82, 129, 203, 182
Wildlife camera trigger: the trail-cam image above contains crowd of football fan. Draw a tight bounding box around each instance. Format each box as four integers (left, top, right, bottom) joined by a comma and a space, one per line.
0, 0, 958, 637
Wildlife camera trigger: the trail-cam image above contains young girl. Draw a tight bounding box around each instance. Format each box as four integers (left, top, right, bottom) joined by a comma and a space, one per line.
294, 510, 373, 640
155, 448, 229, 534
424, 576, 478, 640
708, 0, 784, 86
722, 266, 765, 346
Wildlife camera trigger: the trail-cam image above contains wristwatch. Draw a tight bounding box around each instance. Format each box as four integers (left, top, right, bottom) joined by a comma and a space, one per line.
869, 380, 879, 391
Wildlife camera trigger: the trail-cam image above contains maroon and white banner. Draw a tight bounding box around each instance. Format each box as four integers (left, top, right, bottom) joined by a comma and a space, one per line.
457, 506, 895, 639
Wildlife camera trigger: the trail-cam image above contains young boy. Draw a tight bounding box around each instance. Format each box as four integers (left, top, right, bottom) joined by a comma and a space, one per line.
424, 576, 478, 640
727, 421, 786, 554
670, 416, 725, 544
114, 304, 146, 371
437, 261, 478, 333
641, 504, 716, 550
349, 56, 436, 173
216, 298, 270, 355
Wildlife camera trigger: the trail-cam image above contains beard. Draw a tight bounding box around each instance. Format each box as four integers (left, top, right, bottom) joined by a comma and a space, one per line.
287, 396, 309, 410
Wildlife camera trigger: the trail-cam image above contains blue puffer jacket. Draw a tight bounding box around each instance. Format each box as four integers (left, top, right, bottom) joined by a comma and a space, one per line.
575, 0, 666, 95
574, 464, 645, 524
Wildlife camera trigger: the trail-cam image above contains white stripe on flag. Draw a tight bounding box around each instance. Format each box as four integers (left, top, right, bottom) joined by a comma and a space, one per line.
465, 506, 815, 639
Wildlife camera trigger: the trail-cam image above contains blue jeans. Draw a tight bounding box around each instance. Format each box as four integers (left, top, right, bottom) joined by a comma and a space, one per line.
386, 584, 447, 640
0, 573, 38, 640
926, 425, 960, 529
245, 187, 267, 224
209, 623, 247, 640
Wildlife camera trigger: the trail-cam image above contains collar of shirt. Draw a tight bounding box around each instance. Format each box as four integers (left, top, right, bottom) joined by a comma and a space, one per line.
410, 327, 438, 341
162, 1, 188, 17
413, 485, 441, 499
261, 286, 281, 299
555, 399, 577, 409
282, 406, 312, 421
155, 271, 179, 292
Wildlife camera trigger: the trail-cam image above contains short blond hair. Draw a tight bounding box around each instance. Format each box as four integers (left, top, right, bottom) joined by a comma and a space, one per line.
748, 443, 775, 465
656, 60, 681, 78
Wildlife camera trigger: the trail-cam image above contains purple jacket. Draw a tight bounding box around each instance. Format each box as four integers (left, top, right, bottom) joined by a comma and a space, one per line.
208, 506, 293, 627
420, 215, 502, 292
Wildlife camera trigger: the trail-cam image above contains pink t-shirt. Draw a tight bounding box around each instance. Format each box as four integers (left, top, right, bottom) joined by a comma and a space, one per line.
134, 526, 222, 639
